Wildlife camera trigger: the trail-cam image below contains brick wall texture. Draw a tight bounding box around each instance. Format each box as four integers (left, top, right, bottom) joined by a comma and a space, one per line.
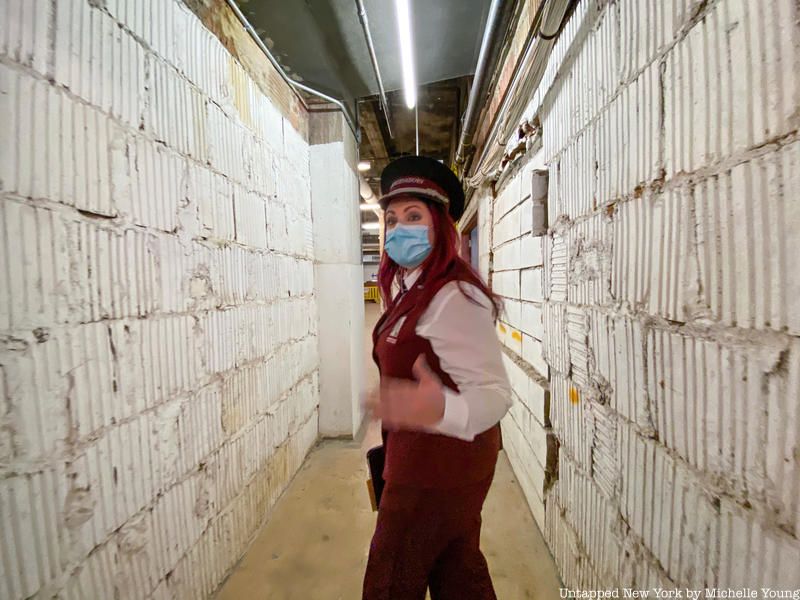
487, 0, 800, 591
0, 1, 321, 598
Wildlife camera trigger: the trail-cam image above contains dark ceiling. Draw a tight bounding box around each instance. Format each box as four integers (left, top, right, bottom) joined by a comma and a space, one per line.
237, 0, 492, 106
358, 78, 467, 247
357, 78, 467, 186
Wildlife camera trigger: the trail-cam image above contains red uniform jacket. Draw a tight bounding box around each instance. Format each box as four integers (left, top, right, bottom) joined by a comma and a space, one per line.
372, 263, 501, 488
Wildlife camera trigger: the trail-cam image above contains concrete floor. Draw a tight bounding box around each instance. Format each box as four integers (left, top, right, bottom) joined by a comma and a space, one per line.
216, 302, 562, 599
216, 441, 562, 600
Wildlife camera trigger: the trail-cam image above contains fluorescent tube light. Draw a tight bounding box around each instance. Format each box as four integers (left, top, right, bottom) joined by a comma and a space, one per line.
362, 222, 381, 230
395, 0, 416, 109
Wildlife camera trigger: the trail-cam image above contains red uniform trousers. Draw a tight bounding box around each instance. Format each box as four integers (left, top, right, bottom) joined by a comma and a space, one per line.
362, 469, 497, 600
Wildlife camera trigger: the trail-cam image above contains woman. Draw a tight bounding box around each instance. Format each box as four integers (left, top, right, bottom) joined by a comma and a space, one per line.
363, 156, 512, 600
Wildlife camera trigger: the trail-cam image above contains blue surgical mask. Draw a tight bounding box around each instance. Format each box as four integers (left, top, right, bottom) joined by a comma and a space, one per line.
384, 224, 432, 268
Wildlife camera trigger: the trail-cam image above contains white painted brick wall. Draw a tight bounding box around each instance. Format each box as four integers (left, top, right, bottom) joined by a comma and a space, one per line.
487, 0, 800, 591
483, 156, 556, 546
0, 1, 327, 598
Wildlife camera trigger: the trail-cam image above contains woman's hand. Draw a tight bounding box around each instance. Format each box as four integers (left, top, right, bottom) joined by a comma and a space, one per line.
369, 355, 446, 430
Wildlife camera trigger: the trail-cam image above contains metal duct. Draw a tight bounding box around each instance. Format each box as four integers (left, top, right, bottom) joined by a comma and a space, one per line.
355, 0, 393, 138
453, 0, 517, 169
360, 175, 377, 203
466, 0, 573, 185
223, 0, 359, 140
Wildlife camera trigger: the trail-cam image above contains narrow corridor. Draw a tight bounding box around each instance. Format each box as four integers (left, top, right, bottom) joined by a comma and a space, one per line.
2, 0, 799, 598
216, 303, 560, 599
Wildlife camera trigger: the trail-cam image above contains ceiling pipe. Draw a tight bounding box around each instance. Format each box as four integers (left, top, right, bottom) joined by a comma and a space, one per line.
359, 174, 382, 219
223, 0, 360, 141
355, 0, 393, 138
453, 0, 517, 170
359, 175, 377, 203
466, 0, 574, 185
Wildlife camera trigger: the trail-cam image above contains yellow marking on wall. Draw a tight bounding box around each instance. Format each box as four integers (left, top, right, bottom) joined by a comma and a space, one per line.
498, 323, 507, 334
229, 54, 253, 129
569, 387, 580, 405
511, 330, 522, 342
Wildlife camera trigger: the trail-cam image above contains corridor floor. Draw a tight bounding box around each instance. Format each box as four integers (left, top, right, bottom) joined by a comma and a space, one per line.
215, 440, 562, 599
216, 301, 561, 599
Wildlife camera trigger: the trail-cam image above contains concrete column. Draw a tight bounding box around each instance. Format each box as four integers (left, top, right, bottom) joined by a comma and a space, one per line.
309, 112, 365, 437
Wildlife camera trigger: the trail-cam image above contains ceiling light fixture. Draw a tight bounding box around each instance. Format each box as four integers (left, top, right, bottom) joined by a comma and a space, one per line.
361, 222, 381, 230
359, 203, 380, 211
358, 160, 371, 171
395, 0, 416, 109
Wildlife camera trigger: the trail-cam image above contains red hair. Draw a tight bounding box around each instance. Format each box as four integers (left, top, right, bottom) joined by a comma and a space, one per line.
378, 200, 502, 319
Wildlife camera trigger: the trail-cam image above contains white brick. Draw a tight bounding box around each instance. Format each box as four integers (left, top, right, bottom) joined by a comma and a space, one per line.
610, 317, 648, 428
0, 202, 68, 329
508, 371, 547, 430
502, 413, 547, 530
502, 352, 524, 396
0, 470, 69, 599
283, 119, 310, 173
543, 302, 570, 374
520, 301, 544, 340
554, 129, 596, 217
556, 455, 621, 582
522, 334, 548, 377
526, 379, 549, 427
504, 299, 522, 332
545, 484, 595, 590
520, 267, 544, 302
519, 198, 533, 235
648, 327, 792, 510
619, 424, 679, 570
546, 232, 568, 302
53, 2, 125, 116
252, 90, 284, 151
611, 196, 652, 308
1, 0, 52, 77
494, 269, 520, 299
492, 238, 520, 272
765, 339, 800, 537
718, 498, 800, 589
61, 537, 117, 600
549, 372, 592, 471
1, 68, 115, 215
493, 204, 522, 247
493, 175, 521, 223
617, 0, 675, 80
567, 212, 612, 307
566, 307, 589, 389
234, 187, 268, 249
697, 144, 800, 334
519, 233, 544, 268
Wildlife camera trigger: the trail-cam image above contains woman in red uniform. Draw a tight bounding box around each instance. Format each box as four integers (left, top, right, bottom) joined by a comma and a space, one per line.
363, 156, 512, 600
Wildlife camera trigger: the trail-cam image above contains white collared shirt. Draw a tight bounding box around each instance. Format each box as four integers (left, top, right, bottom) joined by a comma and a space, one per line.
395, 269, 512, 441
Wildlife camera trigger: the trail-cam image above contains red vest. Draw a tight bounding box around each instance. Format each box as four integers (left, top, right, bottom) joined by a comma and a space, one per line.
372, 263, 501, 488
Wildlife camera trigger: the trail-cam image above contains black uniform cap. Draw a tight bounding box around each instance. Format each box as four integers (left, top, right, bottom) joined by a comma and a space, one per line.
379, 156, 465, 222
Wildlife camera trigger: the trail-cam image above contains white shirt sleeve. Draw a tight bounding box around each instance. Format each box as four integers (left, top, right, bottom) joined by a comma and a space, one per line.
415, 281, 512, 441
